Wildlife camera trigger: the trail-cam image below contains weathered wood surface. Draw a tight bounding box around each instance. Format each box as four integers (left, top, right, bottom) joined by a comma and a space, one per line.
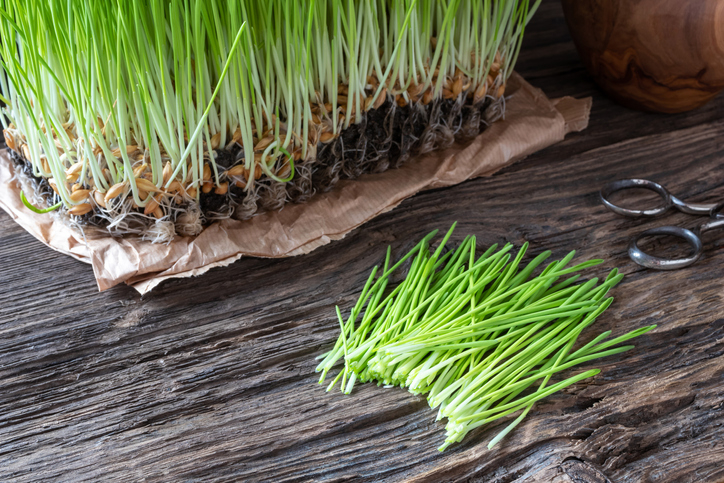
1, 2, 723, 481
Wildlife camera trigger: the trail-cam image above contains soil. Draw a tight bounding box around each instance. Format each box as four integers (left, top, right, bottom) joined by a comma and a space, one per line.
9, 94, 492, 235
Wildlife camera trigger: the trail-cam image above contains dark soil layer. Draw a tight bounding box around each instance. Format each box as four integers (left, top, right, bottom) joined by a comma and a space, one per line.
8, 149, 106, 227
8, 95, 492, 234
247, 95, 491, 221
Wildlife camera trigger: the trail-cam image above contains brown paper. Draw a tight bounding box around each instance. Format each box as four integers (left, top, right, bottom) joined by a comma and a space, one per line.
0, 74, 591, 294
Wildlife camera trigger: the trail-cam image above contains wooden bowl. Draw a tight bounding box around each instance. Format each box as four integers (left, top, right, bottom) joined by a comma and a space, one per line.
561, 0, 724, 113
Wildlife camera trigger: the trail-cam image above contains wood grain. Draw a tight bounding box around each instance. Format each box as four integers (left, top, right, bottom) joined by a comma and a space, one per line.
1, 1, 724, 481
562, 0, 724, 113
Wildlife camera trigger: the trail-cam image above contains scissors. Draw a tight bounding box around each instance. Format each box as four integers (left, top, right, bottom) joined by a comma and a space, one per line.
600, 179, 724, 270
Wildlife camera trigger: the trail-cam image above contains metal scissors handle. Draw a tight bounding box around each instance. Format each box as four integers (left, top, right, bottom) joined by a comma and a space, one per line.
600, 179, 724, 270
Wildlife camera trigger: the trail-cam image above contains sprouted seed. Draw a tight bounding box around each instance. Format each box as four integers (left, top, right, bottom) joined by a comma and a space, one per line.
0, 0, 541, 240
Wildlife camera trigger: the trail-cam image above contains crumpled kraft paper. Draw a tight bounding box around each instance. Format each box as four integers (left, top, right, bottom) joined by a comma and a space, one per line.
0, 73, 591, 294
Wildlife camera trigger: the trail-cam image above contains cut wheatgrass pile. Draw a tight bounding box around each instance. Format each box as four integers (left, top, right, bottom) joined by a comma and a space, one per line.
0, 0, 539, 243
316, 225, 656, 451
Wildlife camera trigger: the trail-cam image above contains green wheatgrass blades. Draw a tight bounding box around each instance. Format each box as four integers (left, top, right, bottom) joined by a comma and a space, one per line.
316, 224, 655, 451
0, 0, 539, 241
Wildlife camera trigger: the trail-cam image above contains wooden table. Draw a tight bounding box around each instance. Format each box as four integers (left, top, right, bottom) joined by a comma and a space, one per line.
2, 2, 723, 481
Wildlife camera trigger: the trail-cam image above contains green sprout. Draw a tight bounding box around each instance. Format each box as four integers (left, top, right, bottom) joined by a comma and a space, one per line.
316, 224, 656, 451
0, 0, 540, 234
